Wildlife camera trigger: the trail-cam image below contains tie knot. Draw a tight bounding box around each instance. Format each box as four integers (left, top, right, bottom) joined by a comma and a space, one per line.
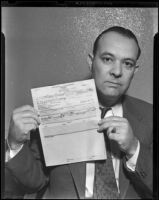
100, 107, 111, 119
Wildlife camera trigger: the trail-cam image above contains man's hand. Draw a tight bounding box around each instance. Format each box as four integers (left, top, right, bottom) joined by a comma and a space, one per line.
98, 116, 138, 158
7, 105, 40, 150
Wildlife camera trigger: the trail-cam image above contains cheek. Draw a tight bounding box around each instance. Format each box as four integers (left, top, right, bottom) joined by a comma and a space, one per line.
93, 68, 106, 84
122, 72, 134, 86
93, 62, 108, 77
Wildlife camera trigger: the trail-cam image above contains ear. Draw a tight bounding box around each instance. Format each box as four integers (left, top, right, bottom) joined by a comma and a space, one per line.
87, 53, 94, 72
134, 64, 139, 74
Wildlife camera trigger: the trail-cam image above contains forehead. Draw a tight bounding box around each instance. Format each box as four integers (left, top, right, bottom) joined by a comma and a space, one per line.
97, 31, 139, 60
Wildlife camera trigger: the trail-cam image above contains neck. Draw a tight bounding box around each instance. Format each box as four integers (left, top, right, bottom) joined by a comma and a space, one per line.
97, 90, 123, 107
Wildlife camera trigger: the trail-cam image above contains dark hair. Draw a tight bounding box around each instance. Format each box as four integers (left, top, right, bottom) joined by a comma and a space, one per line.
93, 26, 141, 60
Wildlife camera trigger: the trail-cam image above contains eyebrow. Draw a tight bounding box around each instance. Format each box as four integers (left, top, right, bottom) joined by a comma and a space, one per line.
122, 58, 136, 64
100, 52, 114, 57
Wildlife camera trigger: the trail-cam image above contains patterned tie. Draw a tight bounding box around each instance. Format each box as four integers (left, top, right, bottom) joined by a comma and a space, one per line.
93, 107, 119, 199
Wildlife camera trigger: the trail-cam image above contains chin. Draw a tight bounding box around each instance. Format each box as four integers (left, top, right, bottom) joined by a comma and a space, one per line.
103, 89, 121, 97
98, 89, 120, 100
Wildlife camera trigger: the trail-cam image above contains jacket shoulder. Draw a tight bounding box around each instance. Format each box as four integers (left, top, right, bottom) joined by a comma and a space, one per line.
124, 95, 152, 110
123, 95, 153, 121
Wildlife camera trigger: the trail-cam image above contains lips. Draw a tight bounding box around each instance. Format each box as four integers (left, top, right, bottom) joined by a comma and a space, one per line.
105, 81, 121, 86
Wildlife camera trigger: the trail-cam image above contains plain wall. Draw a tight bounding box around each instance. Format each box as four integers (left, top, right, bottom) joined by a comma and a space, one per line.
2, 7, 158, 137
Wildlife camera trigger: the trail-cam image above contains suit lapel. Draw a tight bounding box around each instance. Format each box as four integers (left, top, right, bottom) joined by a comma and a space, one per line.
69, 162, 86, 199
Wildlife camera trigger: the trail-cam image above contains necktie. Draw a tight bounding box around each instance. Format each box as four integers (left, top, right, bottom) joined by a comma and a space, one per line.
93, 107, 119, 199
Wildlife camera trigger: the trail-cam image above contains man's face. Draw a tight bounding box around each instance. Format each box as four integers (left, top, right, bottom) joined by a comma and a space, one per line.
90, 31, 139, 100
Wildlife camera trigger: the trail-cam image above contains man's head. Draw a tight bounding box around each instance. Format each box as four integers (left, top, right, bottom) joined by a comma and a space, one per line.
88, 26, 141, 106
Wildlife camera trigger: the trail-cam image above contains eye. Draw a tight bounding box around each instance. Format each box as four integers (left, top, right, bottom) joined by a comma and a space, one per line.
102, 57, 113, 63
123, 61, 134, 69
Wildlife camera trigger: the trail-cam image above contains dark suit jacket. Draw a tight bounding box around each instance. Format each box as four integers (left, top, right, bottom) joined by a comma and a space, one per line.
5, 95, 153, 199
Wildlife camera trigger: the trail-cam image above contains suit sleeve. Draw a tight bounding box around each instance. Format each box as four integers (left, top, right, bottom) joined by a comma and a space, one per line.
4, 167, 25, 199
123, 141, 153, 199
122, 96, 153, 199
5, 130, 49, 194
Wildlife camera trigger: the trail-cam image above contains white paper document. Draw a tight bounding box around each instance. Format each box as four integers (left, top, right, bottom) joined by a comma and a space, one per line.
31, 79, 106, 166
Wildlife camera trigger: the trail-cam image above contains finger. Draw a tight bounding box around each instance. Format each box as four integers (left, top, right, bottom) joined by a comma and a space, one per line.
23, 123, 37, 133
98, 116, 126, 125
21, 118, 39, 128
107, 126, 117, 134
98, 121, 122, 132
16, 111, 40, 124
107, 128, 120, 141
14, 105, 39, 115
107, 126, 117, 136
21, 111, 40, 123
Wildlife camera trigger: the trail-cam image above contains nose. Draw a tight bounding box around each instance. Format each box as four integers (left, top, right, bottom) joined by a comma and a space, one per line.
110, 61, 122, 78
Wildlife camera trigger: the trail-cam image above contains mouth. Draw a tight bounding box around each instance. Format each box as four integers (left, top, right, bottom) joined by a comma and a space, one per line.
105, 81, 121, 86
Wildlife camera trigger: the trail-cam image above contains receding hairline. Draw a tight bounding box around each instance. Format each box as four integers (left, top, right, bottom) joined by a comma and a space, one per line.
93, 27, 141, 60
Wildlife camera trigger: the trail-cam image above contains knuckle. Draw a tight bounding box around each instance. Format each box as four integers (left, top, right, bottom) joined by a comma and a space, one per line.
12, 114, 18, 122
25, 105, 33, 110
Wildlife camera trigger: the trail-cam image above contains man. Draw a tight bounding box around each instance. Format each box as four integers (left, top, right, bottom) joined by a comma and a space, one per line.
5, 26, 153, 199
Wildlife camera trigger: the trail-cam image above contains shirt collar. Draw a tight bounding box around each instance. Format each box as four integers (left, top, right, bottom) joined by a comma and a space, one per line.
99, 103, 123, 117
